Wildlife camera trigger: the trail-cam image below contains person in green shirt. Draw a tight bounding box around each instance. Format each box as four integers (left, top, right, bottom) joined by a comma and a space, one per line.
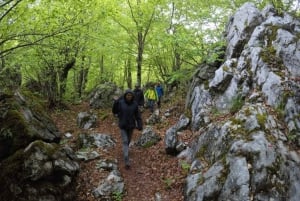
144, 84, 159, 113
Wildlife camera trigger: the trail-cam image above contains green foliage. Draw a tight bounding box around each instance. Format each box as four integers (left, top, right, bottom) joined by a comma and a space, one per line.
205, 40, 226, 65
166, 69, 194, 85
0, 67, 21, 91
275, 89, 294, 121
229, 95, 244, 114
229, 124, 250, 141
0, 109, 31, 143
112, 191, 123, 201
230, 117, 245, 125
260, 28, 286, 75
1, 0, 298, 104
197, 175, 205, 185
180, 160, 191, 175
256, 113, 267, 129
196, 145, 208, 159
287, 130, 298, 143
275, 101, 286, 121
142, 140, 157, 148
98, 112, 109, 121
162, 177, 174, 189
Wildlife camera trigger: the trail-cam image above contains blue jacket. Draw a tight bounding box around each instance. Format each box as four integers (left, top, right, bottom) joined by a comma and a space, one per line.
112, 90, 143, 130
155, 85, 164, 98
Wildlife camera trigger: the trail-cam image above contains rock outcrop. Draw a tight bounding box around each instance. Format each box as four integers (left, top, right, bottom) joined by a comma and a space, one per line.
88, 82, 123, 109
0, 91, 79, 201
184, 3, 300, 201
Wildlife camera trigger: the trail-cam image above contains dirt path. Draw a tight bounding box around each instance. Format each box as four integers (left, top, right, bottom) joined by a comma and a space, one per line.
51, 101, 191, 201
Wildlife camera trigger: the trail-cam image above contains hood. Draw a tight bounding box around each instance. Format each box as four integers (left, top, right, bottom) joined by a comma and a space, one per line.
123, 89, 135, 102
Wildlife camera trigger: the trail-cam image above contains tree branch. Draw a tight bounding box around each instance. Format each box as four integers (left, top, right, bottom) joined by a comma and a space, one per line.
0, 0, 23, 23
0, 25, 76, 58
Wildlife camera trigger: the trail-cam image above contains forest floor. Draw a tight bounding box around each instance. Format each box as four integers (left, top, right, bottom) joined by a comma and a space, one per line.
51, 98, 194, 201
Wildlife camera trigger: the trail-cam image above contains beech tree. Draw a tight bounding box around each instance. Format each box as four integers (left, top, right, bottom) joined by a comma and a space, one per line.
1, 0, 297, 104
109, 0, 162, 88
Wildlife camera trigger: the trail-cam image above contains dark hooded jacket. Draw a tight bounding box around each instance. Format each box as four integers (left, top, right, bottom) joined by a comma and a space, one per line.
133, 86, 145, 106
112, 89, 143, 130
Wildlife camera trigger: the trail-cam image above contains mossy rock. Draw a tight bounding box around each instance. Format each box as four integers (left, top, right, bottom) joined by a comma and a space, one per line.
0, 90, 60, 159
0, 149, 25, 200
0, 140, 75, 201
0, 105, 34, 159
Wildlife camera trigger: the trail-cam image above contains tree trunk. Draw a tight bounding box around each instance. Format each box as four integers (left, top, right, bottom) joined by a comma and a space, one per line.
77, 56, 88, 98
127, 58, 132, 89
0, 56, 4, 69
137, 31, 143, 87
59, 58, 76, 100
99, 55, 104, 82
173, 46, 181, 71
40, 65, 58, 108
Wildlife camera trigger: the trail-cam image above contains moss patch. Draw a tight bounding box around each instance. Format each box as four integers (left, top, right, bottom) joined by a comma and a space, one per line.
260, 26, 286, 76
256, 113, 267, 129
196, 144, 208, 159
229, 95, 244, 114
0, 109, 34, 158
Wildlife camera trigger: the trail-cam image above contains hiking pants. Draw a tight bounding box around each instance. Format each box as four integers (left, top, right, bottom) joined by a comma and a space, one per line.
147, 99, 155, 113
120, 128, 133, 165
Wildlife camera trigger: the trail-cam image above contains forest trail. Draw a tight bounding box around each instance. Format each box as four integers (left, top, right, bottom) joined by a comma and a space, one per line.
51, 100, 193, 201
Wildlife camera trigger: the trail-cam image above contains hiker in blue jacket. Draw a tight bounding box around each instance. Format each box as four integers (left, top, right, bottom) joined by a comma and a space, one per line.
155, 82, 164, 108
112, 89, 143, 169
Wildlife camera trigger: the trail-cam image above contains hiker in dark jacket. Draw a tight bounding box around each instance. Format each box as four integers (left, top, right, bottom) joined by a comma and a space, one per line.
112, 89, 143, 169
133, 84, 145, 111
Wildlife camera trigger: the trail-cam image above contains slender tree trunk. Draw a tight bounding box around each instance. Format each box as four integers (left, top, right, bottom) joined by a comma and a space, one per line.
127, 58, 132, 89
123, 60, 128, 88
123, 58, 132, 89
173, 45, 181, 71
99, 55, 104, 82
124, 0, 154, 87
168, 3, 181, 72
172, 26, 181, 72
137, 31, 143, 87
77, 56, 89, 98
154, 56, 168, 83
0, 56, 4, 69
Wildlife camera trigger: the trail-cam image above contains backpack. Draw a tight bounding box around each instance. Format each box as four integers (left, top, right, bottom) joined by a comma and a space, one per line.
112, 96, 122, 115
145, 89, 158, 101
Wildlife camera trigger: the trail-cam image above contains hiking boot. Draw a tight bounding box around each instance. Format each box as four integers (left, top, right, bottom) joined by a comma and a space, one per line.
124, 156, 130, 169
